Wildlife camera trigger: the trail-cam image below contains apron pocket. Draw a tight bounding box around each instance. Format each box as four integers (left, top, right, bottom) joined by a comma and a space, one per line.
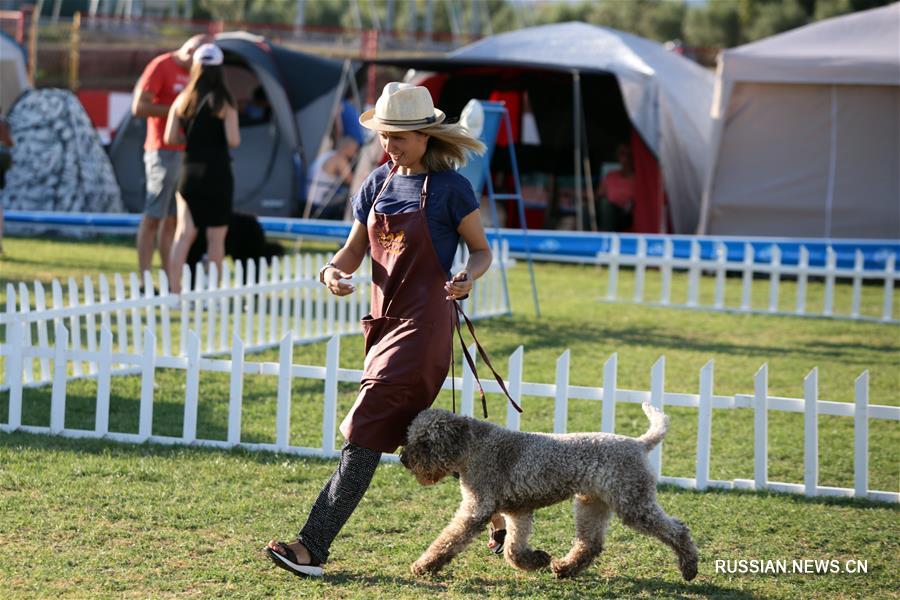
361, 315, 435, 385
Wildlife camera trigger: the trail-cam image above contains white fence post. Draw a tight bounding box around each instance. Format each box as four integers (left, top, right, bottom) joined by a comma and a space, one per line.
138, 327, 157, 442
34, 281, 51, 381
601, 353, 617, 434
850, 250, 864, 319
660, 238, 673, 305
275, 332, 294, 450
768, 244, 781, 313
322, 335, 340, 456
714, 242, 726, 310
269, 256, 280, 342
740, 243, 754, 311
506, 346, 524, 431
753, 364, 768, 490
854, 371, 869, 499
95, 327, 113, 436
193, 266, 205, 348
823, 248, 836, 317
649, 356, 665, 478
159, 271, 172, 356
183, 330, 201, 443
113, 274, 128, 356
882, 254, 895, 322
257, 259, 269, 345
16, 283, 33, 384
68, 277, 83, 377
606, 235, 620, 301
84, 276, 98, 375
129, 273, 142, 353
687, 240, 701, 307
803, 368, 818, 497
142, 271, 156, 354
553, 349, 570, 433
227, 334, 245, 447
696, 360, 714, 490
461, 343, 476, 417
206, 262, 218, 353
634, 237, 646, 302
796, 246, 809, 315
6, 320, 26, 429
50, 323, 69, 434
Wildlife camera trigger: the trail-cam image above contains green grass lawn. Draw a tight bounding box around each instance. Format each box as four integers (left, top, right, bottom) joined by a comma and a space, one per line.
1, 234, 898, 599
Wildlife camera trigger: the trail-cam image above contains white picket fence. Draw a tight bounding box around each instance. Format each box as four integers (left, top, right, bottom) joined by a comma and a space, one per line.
0, 242, 512, 389
596, 237, 898, 323
1, 321, 897, 504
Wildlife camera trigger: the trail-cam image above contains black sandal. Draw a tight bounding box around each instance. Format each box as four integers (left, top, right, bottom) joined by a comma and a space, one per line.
488, 525, 506, 555
264, 541, 324, 577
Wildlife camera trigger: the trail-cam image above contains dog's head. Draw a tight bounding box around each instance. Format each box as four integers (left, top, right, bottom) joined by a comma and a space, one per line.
400, 409, 473, 486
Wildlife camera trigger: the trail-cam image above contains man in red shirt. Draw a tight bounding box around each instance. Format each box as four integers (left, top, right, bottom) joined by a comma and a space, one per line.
132, 34, 211, 283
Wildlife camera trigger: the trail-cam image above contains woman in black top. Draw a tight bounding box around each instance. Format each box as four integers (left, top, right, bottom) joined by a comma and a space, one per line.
163, 43, 240, 294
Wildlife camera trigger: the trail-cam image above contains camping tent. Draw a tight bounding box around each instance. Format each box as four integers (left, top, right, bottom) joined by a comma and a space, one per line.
1, 88, 123, 213
698, 3, 900, 239
109, 32, 352, 217
0, 31, 30, 115
378, 22, 714, 233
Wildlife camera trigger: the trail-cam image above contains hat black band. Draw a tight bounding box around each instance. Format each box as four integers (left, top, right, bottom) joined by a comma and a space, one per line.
376, 115, 438, 126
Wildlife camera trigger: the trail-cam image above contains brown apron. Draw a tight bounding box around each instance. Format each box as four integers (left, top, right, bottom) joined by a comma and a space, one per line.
339, 168, 454, 453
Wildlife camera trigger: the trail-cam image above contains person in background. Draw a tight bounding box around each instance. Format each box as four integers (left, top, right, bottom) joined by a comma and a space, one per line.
239, 85, 271, 126
132, 34, 211, 286
333, 90, 365, 147
264, 82, 490, 578
305, 136, 359, 220
0, 112, 13, 254
597, 142, 635, 232
163, 43, 240, 294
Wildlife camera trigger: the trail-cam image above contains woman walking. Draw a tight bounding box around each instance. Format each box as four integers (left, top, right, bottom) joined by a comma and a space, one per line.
163, 43, 240, 294
265, 82, 491, 577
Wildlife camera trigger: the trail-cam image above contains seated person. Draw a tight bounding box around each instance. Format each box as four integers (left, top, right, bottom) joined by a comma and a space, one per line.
597, 142, 634, 232
305, 136, 359, 220
239, 86, 271, 126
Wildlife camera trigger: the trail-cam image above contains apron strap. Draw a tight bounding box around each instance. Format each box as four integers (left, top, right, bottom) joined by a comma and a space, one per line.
452, 299, 523, 418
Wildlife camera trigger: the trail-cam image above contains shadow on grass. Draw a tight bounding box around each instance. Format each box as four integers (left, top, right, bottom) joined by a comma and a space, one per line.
1, 431, 895, 511
325, 570, 761, 599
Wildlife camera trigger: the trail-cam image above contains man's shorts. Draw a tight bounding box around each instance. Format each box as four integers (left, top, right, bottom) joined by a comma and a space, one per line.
143, 149, 182, 219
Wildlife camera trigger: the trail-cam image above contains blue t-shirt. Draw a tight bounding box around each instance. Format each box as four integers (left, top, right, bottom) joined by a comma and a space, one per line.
352, 163, 479, 274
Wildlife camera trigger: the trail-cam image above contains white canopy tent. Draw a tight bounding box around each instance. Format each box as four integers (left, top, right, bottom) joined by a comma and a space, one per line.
445, 22, 715, 233
699, 3, 900, 239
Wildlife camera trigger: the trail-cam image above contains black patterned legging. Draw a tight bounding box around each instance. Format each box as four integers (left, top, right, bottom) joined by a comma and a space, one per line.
297, 442, 382, 564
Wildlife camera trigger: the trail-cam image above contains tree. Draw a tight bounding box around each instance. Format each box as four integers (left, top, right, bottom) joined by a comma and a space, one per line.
683, 1, 742, 48
743, 0, 808, 41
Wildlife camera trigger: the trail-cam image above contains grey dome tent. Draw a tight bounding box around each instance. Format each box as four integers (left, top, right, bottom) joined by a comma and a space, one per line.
376, 22, 713, 233
109, 32, 353, 217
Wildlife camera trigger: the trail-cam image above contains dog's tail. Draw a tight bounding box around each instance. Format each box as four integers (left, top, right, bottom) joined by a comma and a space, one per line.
637, 403, 669, 451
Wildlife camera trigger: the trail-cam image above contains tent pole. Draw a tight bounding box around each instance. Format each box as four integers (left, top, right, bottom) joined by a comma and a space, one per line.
572, 70, 583, 231
578, 87, 598, 232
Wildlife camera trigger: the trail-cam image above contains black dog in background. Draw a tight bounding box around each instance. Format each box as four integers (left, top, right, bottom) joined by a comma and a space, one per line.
186, 212, 285, 284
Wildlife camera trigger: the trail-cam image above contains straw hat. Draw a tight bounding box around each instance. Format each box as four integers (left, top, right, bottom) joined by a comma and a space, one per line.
194, 43, 224, 66
359, 82, 446, 132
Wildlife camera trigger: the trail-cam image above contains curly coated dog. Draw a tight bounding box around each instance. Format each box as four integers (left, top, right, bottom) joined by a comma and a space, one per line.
400, 404, 698, 580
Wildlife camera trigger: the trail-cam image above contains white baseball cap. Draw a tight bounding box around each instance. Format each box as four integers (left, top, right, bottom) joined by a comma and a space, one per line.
194, 43, 224, 67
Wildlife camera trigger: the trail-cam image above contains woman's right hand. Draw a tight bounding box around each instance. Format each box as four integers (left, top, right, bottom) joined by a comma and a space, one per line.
323, 267, 355, 296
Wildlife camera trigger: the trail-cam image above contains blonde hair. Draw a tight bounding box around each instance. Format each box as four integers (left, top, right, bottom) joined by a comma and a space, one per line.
418, 122, 486, 172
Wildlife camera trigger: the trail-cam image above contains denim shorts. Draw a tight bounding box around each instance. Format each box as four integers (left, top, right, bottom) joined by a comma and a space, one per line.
143, 149, 182, 218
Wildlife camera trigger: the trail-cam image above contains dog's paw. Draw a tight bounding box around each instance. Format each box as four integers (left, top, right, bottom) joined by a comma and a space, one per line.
410, 559, 440, 577
679, 556, 698, 581
507, 549, 551, 571
551, 557, 586, 579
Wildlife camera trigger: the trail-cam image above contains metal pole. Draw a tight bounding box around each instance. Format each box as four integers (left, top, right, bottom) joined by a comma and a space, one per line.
500, 107, 541, 317
572, 70, 583, 231
69, 11, 81, 92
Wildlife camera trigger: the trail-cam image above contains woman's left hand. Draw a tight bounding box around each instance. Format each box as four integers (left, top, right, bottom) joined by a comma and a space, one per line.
445, 271, 472, 300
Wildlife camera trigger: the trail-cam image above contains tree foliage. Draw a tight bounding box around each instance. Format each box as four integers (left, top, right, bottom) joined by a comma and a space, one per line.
192, 0, 895, 49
